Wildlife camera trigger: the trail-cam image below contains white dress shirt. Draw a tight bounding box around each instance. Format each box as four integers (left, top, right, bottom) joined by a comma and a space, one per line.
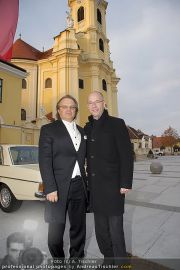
62, 119, 81, 178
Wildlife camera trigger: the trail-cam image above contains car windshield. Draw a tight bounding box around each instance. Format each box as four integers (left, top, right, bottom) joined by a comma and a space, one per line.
9, 146, 39, 165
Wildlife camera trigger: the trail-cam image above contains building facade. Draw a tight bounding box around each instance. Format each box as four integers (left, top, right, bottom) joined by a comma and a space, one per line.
128, 126, 153, 157
11, 0, 119, 127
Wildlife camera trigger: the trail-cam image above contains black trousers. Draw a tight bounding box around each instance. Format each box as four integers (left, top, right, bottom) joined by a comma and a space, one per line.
94, 214, 127, 266
48, 177, 86, 259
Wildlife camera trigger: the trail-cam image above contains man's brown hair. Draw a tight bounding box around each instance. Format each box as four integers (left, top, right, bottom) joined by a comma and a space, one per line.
56, 95, 78, 120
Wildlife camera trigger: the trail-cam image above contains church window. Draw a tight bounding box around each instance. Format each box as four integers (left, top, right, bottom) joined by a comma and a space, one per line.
22, 79, 27, 89
45, 78, 52, 88
79, 79, 84, 89
97, 9, 102, 24
78, 6, 84, 22
99, 38, 104, 52
21, 109, 26, 121
102, 79, 107, 91
0, 79, 3, 103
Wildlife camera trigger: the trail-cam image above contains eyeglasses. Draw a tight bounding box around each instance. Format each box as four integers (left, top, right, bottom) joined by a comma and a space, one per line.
87, 100, 104, 106
59, 105, 77, 110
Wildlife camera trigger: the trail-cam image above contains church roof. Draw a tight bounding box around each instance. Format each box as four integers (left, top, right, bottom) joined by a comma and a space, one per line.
12, 39, 52, 61
39, 48, 53, 60
12, 39, 41, 60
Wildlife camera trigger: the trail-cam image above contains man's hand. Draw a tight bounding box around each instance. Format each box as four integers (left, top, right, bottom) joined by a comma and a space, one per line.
46, 191, 58, 202
120, 188, 131, 194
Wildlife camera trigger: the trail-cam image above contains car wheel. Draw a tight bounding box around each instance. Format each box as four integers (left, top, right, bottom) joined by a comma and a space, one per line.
0, 184, 22, 212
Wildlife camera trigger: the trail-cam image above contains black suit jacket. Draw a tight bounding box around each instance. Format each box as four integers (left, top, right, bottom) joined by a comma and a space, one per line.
84, 110, 133, 216
39, 120, 87, 223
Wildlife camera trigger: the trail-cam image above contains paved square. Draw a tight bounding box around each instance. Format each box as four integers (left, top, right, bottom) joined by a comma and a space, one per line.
0, 156, 180, 269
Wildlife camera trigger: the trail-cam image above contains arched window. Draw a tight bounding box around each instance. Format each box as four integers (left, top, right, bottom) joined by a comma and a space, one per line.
21, 109, 26, 121
102, 79, 107, 91
99, 38, 104, 52
78, 6, 84, 22
45, 78, 52, 88
97, 9, 102, 24
22, 79, 27, 89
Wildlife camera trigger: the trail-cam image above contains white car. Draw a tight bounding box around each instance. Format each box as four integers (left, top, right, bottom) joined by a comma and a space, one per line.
0, 145, 45, 213
153, 149, 165, 156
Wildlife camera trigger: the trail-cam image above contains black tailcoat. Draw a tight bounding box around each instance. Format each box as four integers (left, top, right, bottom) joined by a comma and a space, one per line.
84, 110, 133, 216
39, 120, 87, 223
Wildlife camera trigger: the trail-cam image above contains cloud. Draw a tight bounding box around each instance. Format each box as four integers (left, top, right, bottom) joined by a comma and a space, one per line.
107, 0, 180, 135
16, 0, 67, 50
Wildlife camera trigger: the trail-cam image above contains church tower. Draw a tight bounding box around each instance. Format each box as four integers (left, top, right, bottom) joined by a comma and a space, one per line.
11, 0, 120, 134
68, 0, 119, 124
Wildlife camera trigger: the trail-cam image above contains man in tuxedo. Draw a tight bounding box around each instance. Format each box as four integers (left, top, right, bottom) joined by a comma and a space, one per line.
39, 95, 87, 262
84, 91, 133, 268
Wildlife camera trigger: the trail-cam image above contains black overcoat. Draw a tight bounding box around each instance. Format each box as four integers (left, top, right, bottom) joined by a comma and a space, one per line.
39, 120, 87, 223
84, 110, 133, 216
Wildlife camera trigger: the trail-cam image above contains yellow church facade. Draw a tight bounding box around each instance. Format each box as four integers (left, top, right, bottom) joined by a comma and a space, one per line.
11, 0, 119, 130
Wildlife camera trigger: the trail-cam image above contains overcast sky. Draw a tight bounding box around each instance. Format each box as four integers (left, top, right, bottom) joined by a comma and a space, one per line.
15, 0, 180, 136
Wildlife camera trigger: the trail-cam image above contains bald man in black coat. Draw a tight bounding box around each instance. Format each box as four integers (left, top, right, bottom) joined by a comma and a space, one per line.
84, 91, 133, 268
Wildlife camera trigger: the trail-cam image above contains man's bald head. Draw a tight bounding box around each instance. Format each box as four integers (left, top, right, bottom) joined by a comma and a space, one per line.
88, 91, 104, 102
87, 91, 106, 120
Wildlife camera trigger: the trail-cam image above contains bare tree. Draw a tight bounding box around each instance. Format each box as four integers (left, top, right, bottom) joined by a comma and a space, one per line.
162, 126, 179, 139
